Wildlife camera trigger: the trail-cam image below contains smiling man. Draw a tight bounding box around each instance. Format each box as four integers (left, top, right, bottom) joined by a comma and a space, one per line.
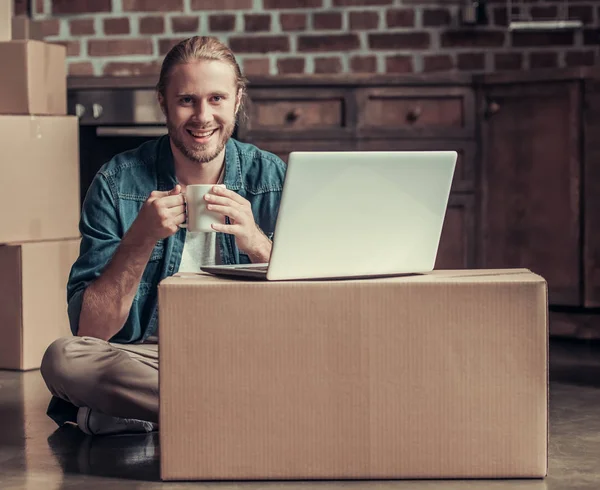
40, 37, 286, 436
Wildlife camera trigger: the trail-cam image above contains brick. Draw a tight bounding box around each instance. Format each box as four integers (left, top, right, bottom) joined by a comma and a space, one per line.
52, 40, 80, 57
192, 0, 252, 8
104, 18, 130, 35
457, 52, 485, 70
140, 16, 165, 34
280, 13, 306, 31
313, 12, 342, 30
387, 8, 415, 28
263, 0, 321, 8
583, 29, 600, 45
369, 32, 430, 50
123, 0, 184, 12
229, 35, 290, 53
565, 50, 595, 67
35, 19, 60, 37
69, 62, 94, 76
13, 0, 26, 14
350, 55, 376, 72
35, 0, 45, 14
385, 55, 412, 73
441, 30, 505, 48
569, 5, 594, 25
277, 57, 305, 74
159, 38, 187, 55
243, 58, 270, 75
423, 8, 451, 27
511, 31, 574, 47
334, 0, 391, 5
88, 39, 153, 57
529, 51, 558, 69
298, 34, 361, 52
172, 16, 200, 32
349, 11, 379, 30
70, 19, 95, 36
314, 56, 343, 74
103, 61, 162, 76
52, 0, 111, 14
423, 54, 454, 72
494, 52, 522, 71
530, 6, 557, 20
245, 14, 271, 32
209, 14, 236, 31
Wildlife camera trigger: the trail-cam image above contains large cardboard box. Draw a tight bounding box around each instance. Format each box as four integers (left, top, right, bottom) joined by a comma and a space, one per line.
0, 40, 66, 115
0, 116, 80, 243
158, 269, 548, 481
0, 238, 80, 370
0, 0, 11, 41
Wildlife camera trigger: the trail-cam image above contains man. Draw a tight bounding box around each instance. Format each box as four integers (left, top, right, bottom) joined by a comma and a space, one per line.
41, 36, 287, 436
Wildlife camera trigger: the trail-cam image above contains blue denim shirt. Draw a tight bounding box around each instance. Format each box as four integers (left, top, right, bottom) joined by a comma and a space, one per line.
67, 136, 286, 343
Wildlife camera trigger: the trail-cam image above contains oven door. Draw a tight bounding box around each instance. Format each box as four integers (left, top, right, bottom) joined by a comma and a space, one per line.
79, 125, 168, 207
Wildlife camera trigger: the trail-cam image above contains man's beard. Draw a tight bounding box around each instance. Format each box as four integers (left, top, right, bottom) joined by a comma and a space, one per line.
168, 120, 235, 164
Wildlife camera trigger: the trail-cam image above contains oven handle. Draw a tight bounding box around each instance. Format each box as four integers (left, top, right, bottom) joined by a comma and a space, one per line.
96, 126, 167, 137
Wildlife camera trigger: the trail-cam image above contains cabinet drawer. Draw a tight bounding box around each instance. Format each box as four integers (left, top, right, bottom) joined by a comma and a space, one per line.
358, 87, 475, 138
357, 139, 476, 192
243, 89, 353, 139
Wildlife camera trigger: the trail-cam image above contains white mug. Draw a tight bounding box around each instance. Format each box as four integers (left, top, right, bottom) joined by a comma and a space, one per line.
183, 184, 226, 233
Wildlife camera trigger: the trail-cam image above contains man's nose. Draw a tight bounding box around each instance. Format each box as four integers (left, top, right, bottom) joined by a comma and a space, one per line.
193, 101, 213, 124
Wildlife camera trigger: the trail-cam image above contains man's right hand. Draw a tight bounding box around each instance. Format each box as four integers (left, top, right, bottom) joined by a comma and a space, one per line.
130, 185, 186, 244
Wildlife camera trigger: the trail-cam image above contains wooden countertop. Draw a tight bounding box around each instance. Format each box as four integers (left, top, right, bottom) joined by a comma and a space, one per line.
66, 67, 600, 91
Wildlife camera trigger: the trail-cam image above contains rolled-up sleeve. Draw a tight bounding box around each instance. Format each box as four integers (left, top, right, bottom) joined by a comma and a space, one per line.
67, 172, 122, 335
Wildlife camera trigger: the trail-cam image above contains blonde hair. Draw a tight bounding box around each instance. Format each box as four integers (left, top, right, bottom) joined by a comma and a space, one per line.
157, 36, 248, 119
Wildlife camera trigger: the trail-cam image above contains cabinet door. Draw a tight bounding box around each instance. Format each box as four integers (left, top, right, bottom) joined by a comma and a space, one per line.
435, 194, 475, 270
481, 82, 581, 305
584, 79, 600, 307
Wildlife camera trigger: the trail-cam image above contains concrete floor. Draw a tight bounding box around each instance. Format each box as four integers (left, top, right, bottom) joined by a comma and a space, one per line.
1, 339, 600, 489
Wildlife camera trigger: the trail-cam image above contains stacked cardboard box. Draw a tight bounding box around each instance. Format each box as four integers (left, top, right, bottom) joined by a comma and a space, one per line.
0, 3, 80, 370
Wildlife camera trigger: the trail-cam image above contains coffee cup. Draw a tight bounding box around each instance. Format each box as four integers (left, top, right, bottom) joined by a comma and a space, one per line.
182, 184, 226, 233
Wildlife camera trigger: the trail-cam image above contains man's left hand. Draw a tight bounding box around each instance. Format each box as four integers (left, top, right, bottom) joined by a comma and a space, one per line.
204, 186, 272, 263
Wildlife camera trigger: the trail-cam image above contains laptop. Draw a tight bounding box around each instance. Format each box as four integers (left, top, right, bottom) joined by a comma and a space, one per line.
201, 150, 457, 281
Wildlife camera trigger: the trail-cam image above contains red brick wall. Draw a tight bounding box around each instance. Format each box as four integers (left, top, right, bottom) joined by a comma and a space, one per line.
21, 0, 600, 77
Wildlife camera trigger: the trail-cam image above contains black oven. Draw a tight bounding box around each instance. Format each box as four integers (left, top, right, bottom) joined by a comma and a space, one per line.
68, 86, 168, 207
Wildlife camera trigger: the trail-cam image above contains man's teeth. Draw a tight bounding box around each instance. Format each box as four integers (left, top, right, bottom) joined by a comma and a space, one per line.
190, 129, 214, 138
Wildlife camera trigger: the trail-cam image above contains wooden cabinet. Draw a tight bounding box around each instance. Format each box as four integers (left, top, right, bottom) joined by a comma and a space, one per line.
240, 77, 476, 271
67, 69, 600, 336
478, 69, 600, 338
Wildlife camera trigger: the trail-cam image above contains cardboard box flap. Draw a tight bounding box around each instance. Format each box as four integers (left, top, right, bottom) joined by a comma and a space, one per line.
161, 268, 544, 287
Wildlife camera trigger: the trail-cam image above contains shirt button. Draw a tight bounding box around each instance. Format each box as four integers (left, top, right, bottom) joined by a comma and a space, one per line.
168, 265, 174, 272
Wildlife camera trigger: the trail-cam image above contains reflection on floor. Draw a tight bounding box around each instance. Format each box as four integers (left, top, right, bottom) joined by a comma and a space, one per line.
1, 338, 600, 489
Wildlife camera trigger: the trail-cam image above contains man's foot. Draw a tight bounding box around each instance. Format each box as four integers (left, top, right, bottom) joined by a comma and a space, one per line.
76, 407, 157, 436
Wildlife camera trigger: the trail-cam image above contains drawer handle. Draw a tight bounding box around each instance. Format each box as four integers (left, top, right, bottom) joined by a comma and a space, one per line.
486, 101, 501, 118
406, 106, 422, 123
285, 108, 301, 123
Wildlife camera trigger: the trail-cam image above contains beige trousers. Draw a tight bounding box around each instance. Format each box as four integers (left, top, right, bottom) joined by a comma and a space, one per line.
41, 336, 159, 424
